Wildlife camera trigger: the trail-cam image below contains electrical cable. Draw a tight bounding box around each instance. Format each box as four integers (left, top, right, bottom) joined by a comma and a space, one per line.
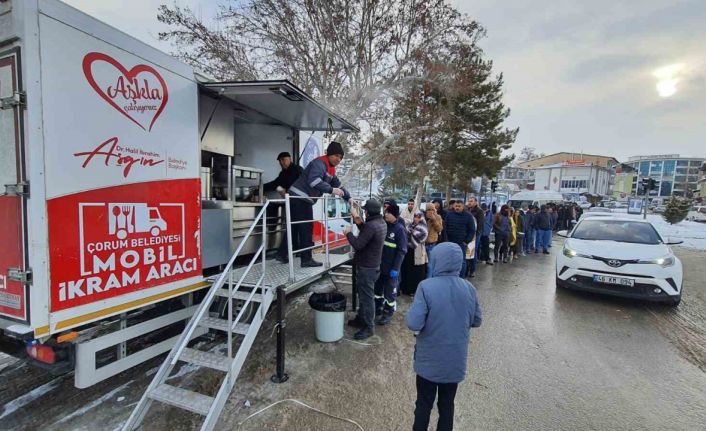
342, 337, 382, 347
237, 398, 365, 430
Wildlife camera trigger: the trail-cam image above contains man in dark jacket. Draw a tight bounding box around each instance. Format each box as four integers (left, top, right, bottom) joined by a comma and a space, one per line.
406, 242, 482, 431
263, 152, 303, 195
535, 205, 552, 254
278, 142, 350, 267
443, 201, 475, 277
345, 199, 387, 340
264, 152, 304, 250
375, 204, 408, 327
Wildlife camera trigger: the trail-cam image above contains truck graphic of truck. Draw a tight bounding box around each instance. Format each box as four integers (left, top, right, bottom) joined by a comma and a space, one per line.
108, 203, 167, 239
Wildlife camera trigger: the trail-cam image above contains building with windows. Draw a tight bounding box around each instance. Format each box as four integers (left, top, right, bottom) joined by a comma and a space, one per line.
697, 162, 706, 199
625, 155, 705, 198
517, 152, 619, 170
533, 161, 612, 199
497, 165, 534, 191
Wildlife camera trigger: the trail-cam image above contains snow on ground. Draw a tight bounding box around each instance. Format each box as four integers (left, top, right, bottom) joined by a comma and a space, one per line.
0, 376, 64, 419
647, 214, 706, 250
53, 380, 133, 425
608, 209, 706, 250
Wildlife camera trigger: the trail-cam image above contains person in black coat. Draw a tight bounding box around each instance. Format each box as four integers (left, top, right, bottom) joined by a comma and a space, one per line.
443, 201, 476, 277
263, 152, 303, 195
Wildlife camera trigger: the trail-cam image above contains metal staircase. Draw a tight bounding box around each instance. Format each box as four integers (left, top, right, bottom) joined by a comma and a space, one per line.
122, 203, 274, 431
122, 195, 354, 430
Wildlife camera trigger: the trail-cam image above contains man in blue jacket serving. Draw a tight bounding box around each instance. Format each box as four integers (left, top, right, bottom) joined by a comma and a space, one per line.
279, 142, 350, 267
406, 242, 483, 431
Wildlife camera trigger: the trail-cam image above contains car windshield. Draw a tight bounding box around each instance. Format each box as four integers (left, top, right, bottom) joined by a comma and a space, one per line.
571, 219, 662, 244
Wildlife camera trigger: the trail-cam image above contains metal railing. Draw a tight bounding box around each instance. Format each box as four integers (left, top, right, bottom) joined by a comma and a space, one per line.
171, 201, 270, 365
279, 193, 359, 283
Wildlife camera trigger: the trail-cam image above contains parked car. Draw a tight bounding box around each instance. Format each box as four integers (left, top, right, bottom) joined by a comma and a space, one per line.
556, 217, 684, 305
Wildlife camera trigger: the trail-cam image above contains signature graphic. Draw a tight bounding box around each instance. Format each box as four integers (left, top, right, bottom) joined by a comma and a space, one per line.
73, 137, 164, 178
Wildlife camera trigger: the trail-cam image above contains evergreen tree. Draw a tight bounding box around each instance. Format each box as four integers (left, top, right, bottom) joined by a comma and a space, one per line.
662, 196, 691, 225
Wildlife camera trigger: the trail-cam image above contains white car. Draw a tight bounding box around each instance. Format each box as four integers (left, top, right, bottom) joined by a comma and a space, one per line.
556, 217, 684, 305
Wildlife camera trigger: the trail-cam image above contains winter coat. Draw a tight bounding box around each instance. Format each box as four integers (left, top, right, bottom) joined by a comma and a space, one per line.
493, 213, 511, 235
407, 218, 429, 265
381, 217, 408, 274
401, 206, 415, 225
525, 212, 535, 230
425, 210, 443, 244
432, 199, 448, 241
444, 210, 475, 247
288, 156, 349, 204
535, 212, 552, 230
483, 210, 493, 237
406, 243, 482, 384
345, 214, 386, 269
513, 211, 525, 233
510, 216, 517, 246
468, 206, 485, 240
263, 164, 304, 192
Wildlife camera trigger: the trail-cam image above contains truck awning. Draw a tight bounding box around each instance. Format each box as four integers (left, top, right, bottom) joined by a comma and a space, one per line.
200, 80, 359, 132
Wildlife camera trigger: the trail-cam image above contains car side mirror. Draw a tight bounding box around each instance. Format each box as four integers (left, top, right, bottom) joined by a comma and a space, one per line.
665, 238, 683, 245
557, 230, 569, 238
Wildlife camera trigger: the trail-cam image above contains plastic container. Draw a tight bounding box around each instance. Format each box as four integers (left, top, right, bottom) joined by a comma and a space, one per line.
308, 292, 347, 342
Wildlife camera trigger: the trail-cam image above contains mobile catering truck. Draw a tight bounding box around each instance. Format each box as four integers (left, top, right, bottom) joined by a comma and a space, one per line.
0, 0, 357, 393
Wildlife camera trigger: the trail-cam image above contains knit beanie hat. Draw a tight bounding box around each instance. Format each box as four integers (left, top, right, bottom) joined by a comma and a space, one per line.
326, 141, 344, 157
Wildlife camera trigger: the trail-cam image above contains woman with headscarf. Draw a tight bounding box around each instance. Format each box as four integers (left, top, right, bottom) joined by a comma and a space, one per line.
400, 210, 429, 296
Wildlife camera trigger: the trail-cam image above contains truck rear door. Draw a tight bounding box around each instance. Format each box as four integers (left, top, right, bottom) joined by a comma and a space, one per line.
0, 48, 28, 322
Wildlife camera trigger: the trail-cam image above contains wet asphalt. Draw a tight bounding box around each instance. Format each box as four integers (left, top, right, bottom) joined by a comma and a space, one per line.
1, 239, 705, 430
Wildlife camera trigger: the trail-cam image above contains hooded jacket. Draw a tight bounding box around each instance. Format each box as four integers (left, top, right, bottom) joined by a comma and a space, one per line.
381, 217, 408, 274
288, 155, 350, 204
406, 243, 482, 383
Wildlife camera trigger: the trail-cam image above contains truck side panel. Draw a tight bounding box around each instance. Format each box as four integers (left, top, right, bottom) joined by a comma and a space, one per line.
0, 47, 28, 322
33, 2, 202, 333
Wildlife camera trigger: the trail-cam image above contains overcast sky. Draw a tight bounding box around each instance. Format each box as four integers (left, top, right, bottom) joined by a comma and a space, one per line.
63, 0, 705, 162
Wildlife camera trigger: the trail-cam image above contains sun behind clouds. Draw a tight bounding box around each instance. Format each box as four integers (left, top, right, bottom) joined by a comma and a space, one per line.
653, 63, 685, 98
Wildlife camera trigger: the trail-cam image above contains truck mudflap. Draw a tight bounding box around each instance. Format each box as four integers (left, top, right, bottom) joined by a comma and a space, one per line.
0, 47, 29, 323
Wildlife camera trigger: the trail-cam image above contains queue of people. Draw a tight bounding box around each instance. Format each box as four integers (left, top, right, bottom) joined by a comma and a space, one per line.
267, 147, 482, 431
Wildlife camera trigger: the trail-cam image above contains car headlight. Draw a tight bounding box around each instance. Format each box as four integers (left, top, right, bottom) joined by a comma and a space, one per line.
563, 246, 591, 258
638, 255, 675, 267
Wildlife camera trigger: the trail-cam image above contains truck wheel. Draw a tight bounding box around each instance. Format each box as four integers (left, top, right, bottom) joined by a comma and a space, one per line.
150, 227, 160, 237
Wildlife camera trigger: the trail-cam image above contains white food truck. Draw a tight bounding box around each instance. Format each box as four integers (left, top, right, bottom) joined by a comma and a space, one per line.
0, 0, 357, 389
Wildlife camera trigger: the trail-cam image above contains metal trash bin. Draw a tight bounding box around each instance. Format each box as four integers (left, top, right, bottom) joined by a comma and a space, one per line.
308, 292, 347, 342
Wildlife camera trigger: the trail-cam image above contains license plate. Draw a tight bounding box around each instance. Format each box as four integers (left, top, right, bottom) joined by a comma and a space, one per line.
593, 275, 635, 287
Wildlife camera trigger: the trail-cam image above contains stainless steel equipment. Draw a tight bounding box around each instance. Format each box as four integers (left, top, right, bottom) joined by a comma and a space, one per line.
200, 167, 212, 200
201, 200, 232, 268
232, 165, 263, 203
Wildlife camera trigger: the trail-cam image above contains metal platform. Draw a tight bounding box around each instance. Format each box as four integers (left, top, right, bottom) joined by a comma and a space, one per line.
210, 253, 352, 294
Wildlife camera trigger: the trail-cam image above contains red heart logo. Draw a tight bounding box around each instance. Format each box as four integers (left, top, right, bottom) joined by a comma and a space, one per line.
82, 52, 169, 132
